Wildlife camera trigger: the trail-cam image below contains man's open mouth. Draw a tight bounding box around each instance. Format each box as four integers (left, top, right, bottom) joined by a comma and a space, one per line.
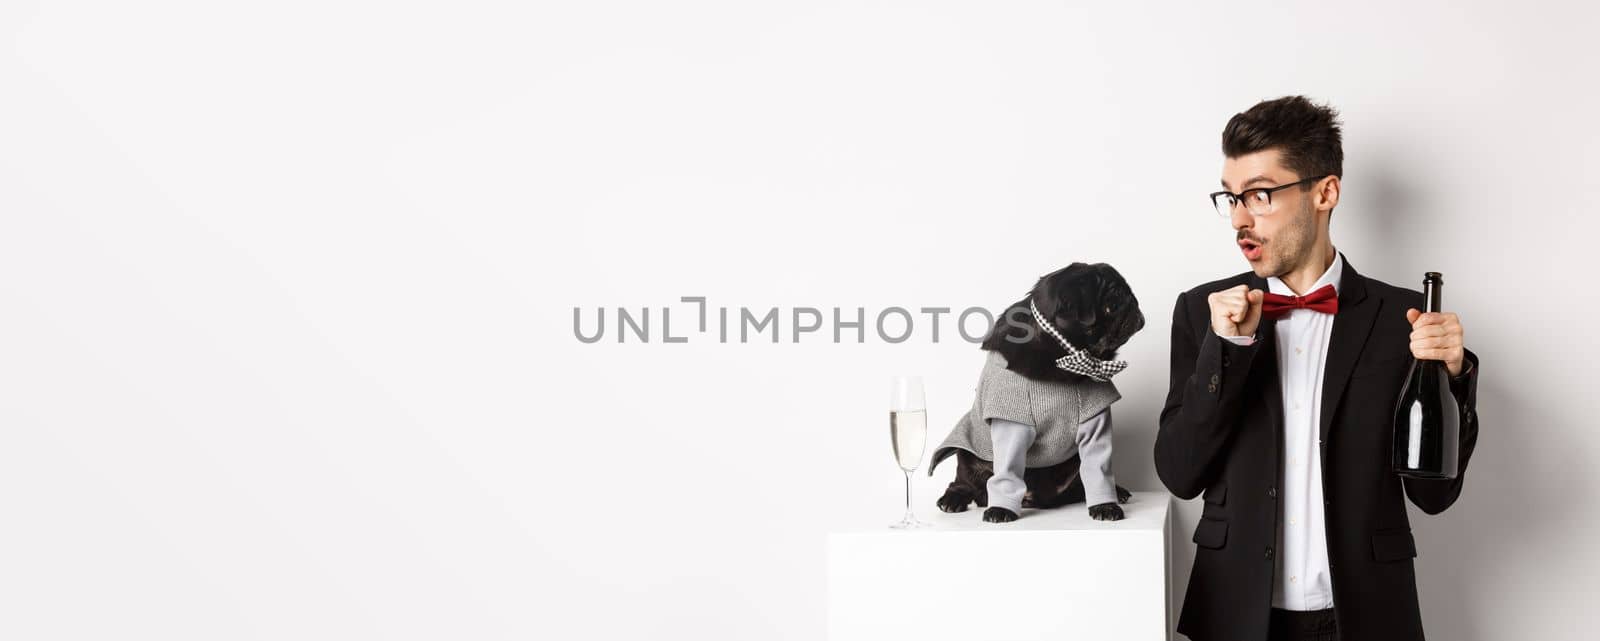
1239, 239, 1263, 260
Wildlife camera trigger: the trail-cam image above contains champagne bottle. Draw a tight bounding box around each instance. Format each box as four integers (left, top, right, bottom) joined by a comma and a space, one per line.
1391, 272, 1460, 479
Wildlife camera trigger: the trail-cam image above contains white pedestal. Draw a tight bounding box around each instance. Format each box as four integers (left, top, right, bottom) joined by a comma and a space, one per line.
827, 491, 1173, 641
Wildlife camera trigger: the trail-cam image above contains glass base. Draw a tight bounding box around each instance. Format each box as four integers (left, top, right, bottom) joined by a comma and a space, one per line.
888, 512, 928, 529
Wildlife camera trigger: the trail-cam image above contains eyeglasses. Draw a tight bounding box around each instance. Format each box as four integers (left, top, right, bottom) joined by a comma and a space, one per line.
1209, 175, 1331, 217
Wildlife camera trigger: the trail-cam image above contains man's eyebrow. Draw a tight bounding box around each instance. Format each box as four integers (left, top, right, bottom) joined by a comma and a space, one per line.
1242, 175, 1279, 189
1221, 175, 1280, 192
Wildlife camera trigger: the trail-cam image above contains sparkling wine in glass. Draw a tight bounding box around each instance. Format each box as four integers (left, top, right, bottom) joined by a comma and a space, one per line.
889, 376, 928, 529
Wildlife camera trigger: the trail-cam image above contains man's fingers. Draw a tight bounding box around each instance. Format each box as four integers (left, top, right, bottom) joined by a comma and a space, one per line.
1212, 288, 1250, 314
1404, 310, 1467, 369
1410, 346, 1461, 362
1408, 310, 1460, 327
1211, 285, 1261, 334
1411, 346, 1444, 360
1408, 309, 1442, 327
1412, 336, 1458, 350
1410, 325, 1449, 340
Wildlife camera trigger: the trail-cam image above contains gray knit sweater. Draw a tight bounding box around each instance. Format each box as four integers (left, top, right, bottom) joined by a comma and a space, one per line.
929, 350, 1122, 473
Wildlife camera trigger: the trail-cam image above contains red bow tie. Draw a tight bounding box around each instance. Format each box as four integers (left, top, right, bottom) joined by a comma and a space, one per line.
1261, 284, 1338, 319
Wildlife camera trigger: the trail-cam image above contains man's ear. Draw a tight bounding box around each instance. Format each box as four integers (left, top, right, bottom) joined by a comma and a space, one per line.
1315, 175, 1341, 214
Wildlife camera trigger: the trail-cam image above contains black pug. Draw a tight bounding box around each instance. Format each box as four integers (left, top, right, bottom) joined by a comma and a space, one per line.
927, 262, 1146, 523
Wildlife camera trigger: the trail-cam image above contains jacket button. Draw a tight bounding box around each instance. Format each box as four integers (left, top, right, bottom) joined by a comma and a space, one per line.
1222, 354, 1231, 367
1208, 383, 1218, 394
1265, 546, 1274, 560
1268, 486, 1277, 499
1210, 373, 1220, 385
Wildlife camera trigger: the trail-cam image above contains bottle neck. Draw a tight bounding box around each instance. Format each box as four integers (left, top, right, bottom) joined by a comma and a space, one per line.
1422, 280, 1442, 314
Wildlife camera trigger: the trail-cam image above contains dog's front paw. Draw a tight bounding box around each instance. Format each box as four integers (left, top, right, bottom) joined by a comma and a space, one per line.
937, 488, 973, 513
1116, 485, 1132, 504
982, 507, 1019, 523
1088, 502, 1125, 521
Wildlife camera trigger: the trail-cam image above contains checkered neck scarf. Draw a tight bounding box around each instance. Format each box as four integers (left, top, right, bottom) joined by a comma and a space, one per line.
1029, 298, 1128, 382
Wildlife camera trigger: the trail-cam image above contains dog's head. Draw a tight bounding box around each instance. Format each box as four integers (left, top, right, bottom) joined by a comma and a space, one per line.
1031, 262, 1145, 361
983, 262, 1146, 380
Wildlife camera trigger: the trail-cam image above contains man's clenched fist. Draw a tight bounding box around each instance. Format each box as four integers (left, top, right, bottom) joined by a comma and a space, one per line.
1209, 284, 1265, 338
1405, 308, 1467, 377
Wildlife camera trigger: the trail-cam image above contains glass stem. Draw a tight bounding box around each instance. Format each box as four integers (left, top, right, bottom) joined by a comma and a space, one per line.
902, 470, 913, 519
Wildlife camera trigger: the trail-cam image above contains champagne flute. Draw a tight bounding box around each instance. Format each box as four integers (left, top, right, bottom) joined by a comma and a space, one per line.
888, 376, 928, 529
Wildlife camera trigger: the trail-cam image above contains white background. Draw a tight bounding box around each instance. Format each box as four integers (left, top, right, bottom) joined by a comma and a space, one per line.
4, 1, 1597, 639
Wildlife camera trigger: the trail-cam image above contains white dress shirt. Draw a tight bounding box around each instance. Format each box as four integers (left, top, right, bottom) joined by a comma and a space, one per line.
1220, 250, 1344, 611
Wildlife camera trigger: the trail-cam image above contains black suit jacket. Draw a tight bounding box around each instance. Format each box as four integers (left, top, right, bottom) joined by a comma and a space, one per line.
1155, 254, 1480, 641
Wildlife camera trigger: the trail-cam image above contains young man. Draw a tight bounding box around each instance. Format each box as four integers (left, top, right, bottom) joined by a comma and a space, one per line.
1155, 96, 1481, 641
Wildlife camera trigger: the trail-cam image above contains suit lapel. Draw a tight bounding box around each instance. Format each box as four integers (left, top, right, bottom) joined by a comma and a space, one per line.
1318, 255, 1380, 443
1248, 272, 1285, 440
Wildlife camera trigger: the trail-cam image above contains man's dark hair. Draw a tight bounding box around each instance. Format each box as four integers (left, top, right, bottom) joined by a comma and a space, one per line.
1222, 95, 1343, 181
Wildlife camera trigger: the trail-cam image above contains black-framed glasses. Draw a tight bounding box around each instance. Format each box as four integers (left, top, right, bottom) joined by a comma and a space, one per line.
1210, 175, 1331, 217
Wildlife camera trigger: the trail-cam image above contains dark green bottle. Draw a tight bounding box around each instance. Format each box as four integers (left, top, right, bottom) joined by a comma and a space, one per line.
1391, 272, 1460, 479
